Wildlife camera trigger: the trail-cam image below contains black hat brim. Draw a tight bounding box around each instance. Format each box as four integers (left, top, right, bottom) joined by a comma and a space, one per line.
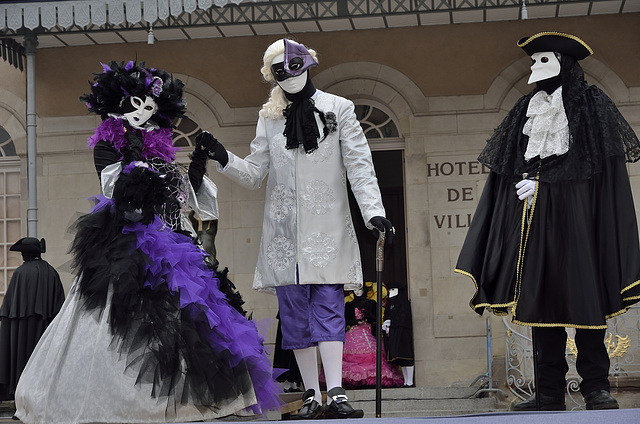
517, 32, 593, 60
10, 237, 45, 253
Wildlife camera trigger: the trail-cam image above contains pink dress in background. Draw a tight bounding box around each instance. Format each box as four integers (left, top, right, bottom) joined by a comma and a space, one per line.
341, 306, 403, 389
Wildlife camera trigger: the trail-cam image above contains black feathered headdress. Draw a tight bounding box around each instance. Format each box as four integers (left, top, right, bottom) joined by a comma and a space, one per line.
80, 60, 186, 128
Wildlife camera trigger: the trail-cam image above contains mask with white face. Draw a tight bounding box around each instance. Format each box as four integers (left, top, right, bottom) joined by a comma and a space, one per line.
271, 53, 309, 95
122, 95, 158, 129
528, 51, 561, 84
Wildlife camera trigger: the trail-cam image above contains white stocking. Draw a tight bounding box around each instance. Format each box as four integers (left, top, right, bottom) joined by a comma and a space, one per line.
402, 366, 414, 386
318, 340, 344, 402
293, 347, 322, 403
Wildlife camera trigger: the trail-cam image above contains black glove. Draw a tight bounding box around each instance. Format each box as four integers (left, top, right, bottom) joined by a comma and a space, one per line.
121, 124, 143, 165
369, 216, 394, 245
194, 131, 228, 167
188, 152, 207, 193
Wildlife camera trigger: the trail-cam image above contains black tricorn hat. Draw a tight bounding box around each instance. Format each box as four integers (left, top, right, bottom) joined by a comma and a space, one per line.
10, 237, 46, 253
517, 32, 593, 60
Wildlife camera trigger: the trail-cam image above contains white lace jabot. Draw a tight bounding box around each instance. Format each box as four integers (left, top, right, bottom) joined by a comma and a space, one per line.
523, 86, 570, 161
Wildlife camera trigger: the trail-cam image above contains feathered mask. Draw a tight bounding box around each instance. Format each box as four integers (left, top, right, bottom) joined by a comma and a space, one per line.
80, 60, 186, 128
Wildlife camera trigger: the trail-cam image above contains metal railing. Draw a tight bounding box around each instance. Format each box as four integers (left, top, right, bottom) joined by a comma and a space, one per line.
0, 1, 631, 37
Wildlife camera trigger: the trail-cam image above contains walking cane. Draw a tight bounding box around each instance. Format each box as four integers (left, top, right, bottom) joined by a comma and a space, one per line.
375, 230, 386, 418
521, 173, 541, 411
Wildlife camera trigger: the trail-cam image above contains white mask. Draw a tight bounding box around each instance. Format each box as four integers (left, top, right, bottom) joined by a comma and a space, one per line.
272, 53, 309, 95
528, 51, 561, 84
123, 96, 158, 129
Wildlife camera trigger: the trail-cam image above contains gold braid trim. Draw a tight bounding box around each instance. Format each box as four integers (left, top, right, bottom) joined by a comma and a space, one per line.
454, 268, 480, 311
455, 268, 515, 315
512, 169, 539, 319
512, 319, 608, 330
512, 304, 639, 328
622, 294, 640, 302
516, 31, 594, 55
621, 279, 640, 294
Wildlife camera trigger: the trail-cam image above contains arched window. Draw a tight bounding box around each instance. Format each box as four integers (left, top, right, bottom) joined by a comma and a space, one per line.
172, 116, 200, 149
354, 103, 404, 151
356, 104, 399, 139
0, 126, 21, 296
0, 126, 17, 157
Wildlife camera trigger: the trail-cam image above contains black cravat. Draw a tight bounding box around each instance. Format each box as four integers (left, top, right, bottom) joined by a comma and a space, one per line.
282, 76, 328, 153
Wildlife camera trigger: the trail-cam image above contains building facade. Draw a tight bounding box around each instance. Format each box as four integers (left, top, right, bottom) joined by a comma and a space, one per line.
1, 7, 639, 390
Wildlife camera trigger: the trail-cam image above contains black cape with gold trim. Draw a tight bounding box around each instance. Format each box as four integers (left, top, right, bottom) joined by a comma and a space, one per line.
455, 57, 640, 329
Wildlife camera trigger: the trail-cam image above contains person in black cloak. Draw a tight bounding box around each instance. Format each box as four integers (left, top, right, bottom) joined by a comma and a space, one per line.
455, 32, 640, 411
382, 282, 415, 387
0, 237, 64, 402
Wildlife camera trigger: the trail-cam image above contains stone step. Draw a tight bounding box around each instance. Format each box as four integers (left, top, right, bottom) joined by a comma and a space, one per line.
267, 386, 506, 420
344, 387, 500, 418
345, 386, 485, 401
353, 398, 498, 417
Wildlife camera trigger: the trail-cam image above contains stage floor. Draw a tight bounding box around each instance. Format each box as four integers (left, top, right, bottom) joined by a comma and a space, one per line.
3, 407, 640, 423
244, 408, 640, 423
3, 396, 640, 423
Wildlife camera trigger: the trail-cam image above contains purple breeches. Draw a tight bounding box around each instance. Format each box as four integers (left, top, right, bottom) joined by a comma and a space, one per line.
276, 284, 346, 350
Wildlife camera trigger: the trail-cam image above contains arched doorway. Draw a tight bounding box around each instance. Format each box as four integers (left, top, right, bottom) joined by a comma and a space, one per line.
348, 102, 407, 289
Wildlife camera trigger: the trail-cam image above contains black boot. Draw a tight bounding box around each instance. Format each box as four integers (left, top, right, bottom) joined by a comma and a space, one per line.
293, 389, 324, 419
323, 387, 364, 419
510, 393, 566, 411
584, 390, 619, 410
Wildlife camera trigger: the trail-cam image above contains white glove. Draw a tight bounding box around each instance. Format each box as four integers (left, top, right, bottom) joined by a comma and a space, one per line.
515, 179, 536, 208
382, 319, 391, 334
515, 179, 535, 200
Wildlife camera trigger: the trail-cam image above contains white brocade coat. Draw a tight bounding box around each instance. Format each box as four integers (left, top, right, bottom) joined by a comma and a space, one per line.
219, 90, 386, 293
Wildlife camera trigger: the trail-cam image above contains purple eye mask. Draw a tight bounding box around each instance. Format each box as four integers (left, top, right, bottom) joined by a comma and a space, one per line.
283, 39, 318, 76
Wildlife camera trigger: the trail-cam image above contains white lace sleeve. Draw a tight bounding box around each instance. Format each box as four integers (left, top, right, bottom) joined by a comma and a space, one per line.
100, 162, 122, 199
186, 174, 219, 221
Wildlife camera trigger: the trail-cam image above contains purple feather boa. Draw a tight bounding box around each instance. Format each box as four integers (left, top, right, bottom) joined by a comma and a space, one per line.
88, 117, 179, 162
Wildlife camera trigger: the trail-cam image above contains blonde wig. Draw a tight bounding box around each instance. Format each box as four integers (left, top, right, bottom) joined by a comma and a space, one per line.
259, 39, 318, 120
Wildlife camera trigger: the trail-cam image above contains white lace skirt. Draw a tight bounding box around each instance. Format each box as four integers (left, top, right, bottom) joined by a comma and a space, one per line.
14, 282, 257, 424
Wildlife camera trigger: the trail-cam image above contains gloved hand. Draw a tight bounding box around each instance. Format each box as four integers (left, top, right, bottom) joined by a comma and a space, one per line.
121, 124, 143, 165
382, 319, 391, 334
194, 131, 228, 167
112, 166, 169, 225
515, 179, 536, 208
369, 216, 394, 245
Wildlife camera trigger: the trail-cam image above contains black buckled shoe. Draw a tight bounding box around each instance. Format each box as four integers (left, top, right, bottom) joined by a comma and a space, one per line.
293, 389, 324, 419
584, 390, 619, 410
510, 393, 566, 411
323, 387, 364, 419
